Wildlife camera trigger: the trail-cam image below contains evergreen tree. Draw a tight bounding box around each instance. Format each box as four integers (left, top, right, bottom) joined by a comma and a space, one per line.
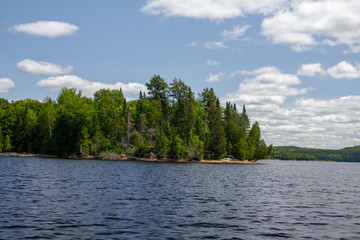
223, 102, 247, 160
4, 135, 11, 152
53, 88, 95, 156
93, 89, 125, 146
0, 127, 3, 152
224, 102, 236, 155
184, 87, 197, 144
0, 75, 270, 161
200, 89, 226, 159
241, 105, 250, 134
37, 97, 56, 153
254, 139, 268, 160
154, 127, 170, 158
146, 74, 169, 116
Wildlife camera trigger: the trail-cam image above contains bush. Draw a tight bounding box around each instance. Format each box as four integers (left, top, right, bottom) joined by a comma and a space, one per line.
134, 144, 150, 157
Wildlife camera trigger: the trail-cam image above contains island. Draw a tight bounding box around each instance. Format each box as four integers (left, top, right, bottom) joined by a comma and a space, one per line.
0, 75, 272, 162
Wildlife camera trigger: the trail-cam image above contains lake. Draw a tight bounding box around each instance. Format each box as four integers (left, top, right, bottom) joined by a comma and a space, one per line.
0, 157, 359, 239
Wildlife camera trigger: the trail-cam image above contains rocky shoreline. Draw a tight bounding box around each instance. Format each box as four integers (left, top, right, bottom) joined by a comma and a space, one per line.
0, 152, 261, 164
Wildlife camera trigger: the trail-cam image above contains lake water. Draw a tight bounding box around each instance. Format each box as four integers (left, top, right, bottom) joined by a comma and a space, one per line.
0, 157, 360, 239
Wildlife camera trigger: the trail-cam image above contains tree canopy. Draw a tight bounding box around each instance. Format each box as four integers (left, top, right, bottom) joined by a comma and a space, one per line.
269, 146, 360, 162
0, 75, 271, 160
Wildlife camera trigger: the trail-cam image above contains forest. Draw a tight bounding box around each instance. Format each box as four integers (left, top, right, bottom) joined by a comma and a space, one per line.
269, 146, 360, 162
0, 75, 272, 161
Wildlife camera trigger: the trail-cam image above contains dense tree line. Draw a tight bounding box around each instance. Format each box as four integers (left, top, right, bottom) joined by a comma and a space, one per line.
270, 146, 360, 162
0, 75, 271, 160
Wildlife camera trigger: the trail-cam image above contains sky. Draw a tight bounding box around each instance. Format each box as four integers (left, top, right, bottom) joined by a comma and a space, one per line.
1, 0, 360, 149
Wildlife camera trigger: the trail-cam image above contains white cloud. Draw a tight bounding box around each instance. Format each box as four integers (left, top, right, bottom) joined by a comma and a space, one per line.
297, 63, 326, 77
188, 41, 197, 47
220, 25, 250, 40
141, 0, 287, 20
17, 59, 73, 75
189, 41, 228, 49
204, 41, 228, 49
295, 96, 360, 117
12, 21, 79, 38
231, 66, 282, 76
205, 72, 224, 83
206, 59, 220, 66
296, 61, 360, 79
223, 62, 360, 149
243, 95, 360, 149
327, 61, 360, 79
223, 66, 360, 148
36, 75, 147, 98
261, 0, 360, 52
224, 66, 308, 105
0, 78, 15, 93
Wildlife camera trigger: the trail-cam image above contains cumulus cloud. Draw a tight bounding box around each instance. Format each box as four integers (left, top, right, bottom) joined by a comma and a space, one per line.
204, 41, 228, 49
223, 66, 360, 148
17, 59, 73, 75
327, 61, 360, 79
142, 0, 360, 52
0, 78, 15, 93
141, 0, 287, 20
261, 0, 360, 52
296, 61, 360, 79
12, 21, 79, 38
205, 72, 224, 83
223, 66, 308, 105
220, 25, 250, 40
242, 95, 360, 149
297, 63, 326, 77
220, 55, 360, 149
206, 59, 220, 66
36, 75, 147, 98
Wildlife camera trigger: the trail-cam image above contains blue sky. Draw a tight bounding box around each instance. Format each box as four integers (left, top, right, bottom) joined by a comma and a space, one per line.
1, 0, 360, 149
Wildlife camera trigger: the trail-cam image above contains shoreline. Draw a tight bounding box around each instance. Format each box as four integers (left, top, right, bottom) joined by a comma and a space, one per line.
0, 152, 261, 164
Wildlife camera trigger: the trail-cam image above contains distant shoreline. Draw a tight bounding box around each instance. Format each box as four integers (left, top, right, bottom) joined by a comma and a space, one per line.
0, 152, 261, 164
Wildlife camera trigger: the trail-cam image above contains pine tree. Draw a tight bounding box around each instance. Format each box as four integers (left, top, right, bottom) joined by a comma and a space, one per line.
0, 75, 270, 161
146, 74, 169, 116
201, 89, 226, 159
241, 105, 250, 134
247, 122, 261, 160
4, 134, 11, 152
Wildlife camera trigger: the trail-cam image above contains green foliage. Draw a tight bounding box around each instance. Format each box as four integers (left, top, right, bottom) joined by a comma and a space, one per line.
134, 144, 149, 157
146, 74, 169, 115
269, 145, 360, 162
0, 75, 270, 160
3, 99, 43, 153
93, 88, 125, 143
224, 102, 247, 160
53, 88, 94, 156
154, 128, 170, 158
37, 97, 56, 153
247, 122, 264, 160
233, 137, 247, 160
188, 135, 204, 160
0, 128, 3, 152
78, 127, 90, 156
4, 135, 11, 152
170, 133, 187, 159
254, 139, 269, 160
200, 88, 227, 159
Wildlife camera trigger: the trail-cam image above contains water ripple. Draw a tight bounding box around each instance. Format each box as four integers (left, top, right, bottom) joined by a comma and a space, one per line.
1, 158, 360, 239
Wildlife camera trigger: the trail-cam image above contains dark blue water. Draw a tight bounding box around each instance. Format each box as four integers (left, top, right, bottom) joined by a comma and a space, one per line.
0, 157, 360, 239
